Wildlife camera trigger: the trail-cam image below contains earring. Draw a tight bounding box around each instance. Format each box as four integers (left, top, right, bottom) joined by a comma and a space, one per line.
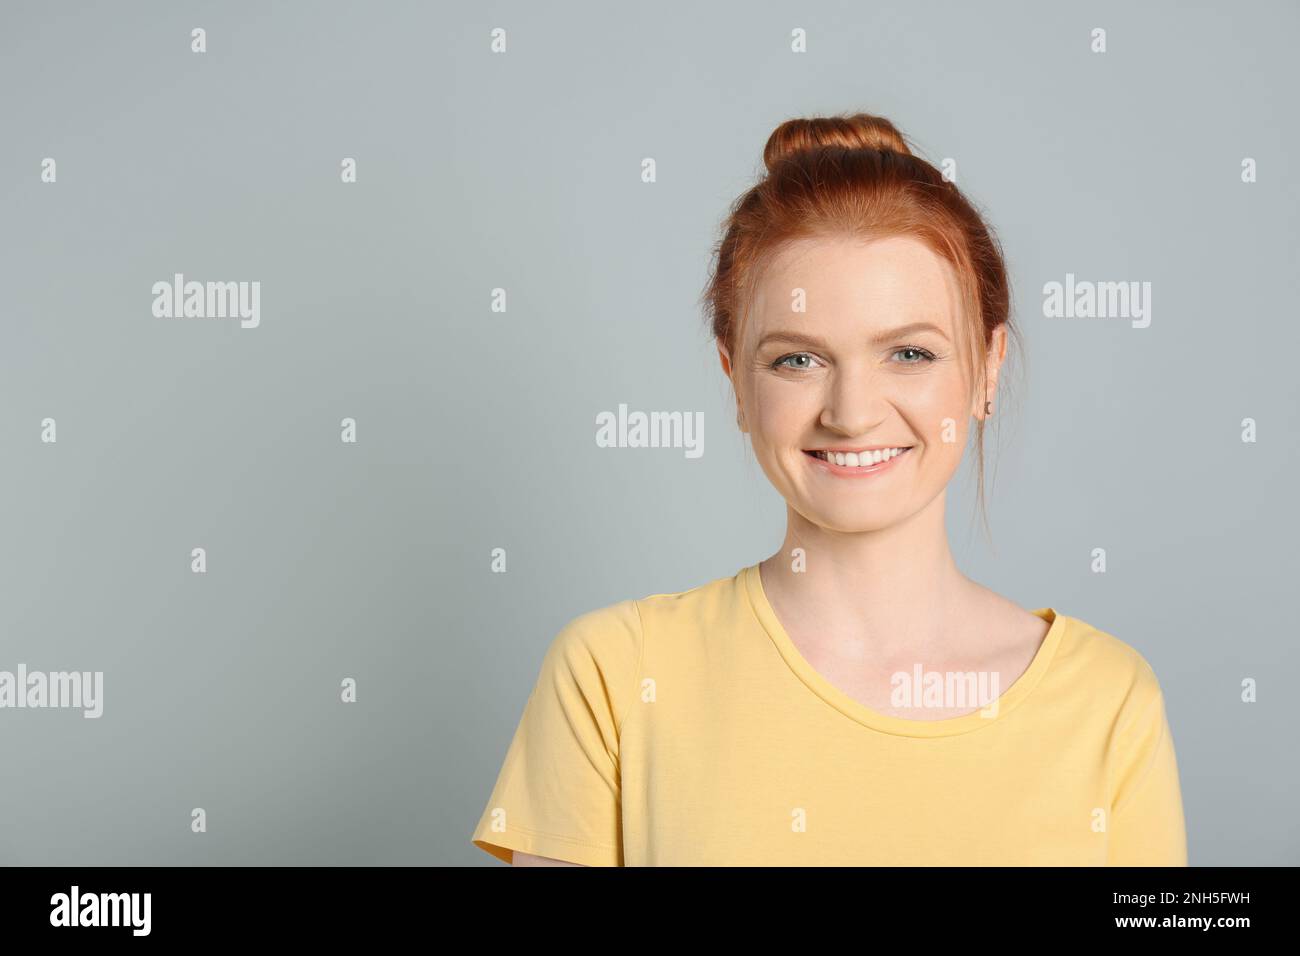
984, 400, 992, 416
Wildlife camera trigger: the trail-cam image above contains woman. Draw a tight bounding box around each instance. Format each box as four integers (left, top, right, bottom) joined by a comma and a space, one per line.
470, 113, 1188, 866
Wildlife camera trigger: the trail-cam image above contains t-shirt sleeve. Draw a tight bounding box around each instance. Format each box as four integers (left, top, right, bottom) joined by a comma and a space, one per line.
1106, 659, 1188, 866
470, 599, 644, 866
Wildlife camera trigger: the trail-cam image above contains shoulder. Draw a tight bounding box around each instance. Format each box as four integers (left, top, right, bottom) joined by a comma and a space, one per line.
1050, 611, 1170, 727
526, 600, 645, 736
543, 598, 644, 688
635, 568, 745, 630
544, 569, 740, 677
534, 573, 734, 733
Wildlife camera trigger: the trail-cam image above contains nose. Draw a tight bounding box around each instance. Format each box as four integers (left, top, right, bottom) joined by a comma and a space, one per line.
819, 362, 891, 436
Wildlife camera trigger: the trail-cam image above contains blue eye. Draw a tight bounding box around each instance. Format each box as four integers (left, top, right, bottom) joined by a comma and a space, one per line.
893, 346, 937, 364
772, 352, 819, 370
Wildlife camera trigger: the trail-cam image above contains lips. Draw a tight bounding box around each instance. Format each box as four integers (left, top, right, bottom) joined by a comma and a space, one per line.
805, 447, 912, 468
804, 446, 914, 475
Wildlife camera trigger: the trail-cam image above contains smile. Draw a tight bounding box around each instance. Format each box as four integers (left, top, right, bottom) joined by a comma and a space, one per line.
804, 446, 913, 476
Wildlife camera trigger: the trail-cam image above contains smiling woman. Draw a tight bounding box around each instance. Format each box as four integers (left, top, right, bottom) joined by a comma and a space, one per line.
469, 112, 1188, 867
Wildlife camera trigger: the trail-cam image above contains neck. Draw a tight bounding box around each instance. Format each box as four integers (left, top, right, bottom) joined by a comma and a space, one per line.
760, 492, 977, 654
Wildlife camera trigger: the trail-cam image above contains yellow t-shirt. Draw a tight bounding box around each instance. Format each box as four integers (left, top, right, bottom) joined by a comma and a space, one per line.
470, 563, 1188, 866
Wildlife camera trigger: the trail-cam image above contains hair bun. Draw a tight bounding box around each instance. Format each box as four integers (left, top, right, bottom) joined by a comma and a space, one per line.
762, 113, 913, 173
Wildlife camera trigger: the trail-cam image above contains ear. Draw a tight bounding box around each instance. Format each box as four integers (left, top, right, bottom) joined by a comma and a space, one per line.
716, 341, 733, 378
975, 324, 1008, 419
717, 342, 748, 434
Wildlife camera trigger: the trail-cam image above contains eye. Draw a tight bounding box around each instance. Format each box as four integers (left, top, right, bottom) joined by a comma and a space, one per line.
771, 352, 823, 371
892, 345, 937, 364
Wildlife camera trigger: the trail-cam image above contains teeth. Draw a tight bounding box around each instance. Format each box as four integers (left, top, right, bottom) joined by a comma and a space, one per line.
815, 447, 910, 467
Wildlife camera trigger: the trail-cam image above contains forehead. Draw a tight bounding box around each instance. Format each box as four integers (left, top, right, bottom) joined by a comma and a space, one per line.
744, 234, 962, 348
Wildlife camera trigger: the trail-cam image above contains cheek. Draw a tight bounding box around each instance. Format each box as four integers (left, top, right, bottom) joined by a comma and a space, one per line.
747, 377, 820, 440
912, 376, 963, 417
908, 372, 974, 456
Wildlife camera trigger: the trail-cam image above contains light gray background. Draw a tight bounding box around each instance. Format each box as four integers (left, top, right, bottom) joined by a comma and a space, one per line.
2, 0, 1296, 866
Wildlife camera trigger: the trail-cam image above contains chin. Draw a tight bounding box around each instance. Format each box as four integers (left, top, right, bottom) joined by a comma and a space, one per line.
791, 501, 907, 535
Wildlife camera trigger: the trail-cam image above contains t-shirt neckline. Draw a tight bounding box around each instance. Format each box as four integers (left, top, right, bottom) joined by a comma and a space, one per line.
740, 562, 1067, 739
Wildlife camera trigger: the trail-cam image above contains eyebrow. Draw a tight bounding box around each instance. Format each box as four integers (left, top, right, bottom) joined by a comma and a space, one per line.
755, 322, 950, 351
